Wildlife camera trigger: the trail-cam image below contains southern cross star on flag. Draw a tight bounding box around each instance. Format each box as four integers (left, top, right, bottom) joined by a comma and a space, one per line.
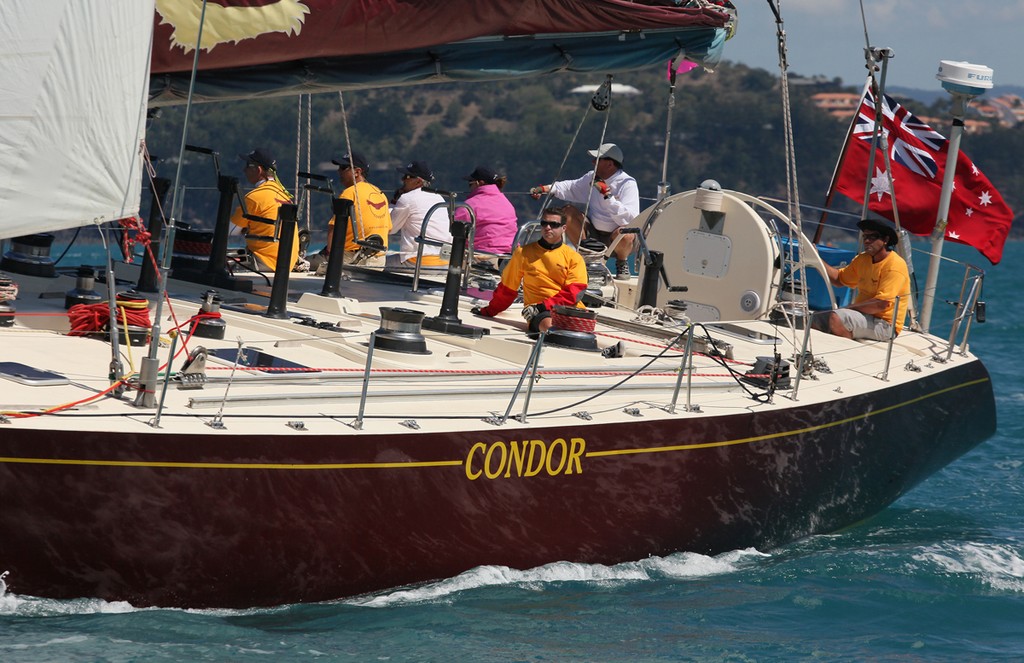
835, 84, 1014, 264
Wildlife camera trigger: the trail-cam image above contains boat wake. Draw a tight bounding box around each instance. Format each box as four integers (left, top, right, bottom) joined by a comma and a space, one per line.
0, 583, 135, 618
349, 548, 770, 608
6, 541, 1021, 617
0, 550, 766, 616
913, 542, 1024, 593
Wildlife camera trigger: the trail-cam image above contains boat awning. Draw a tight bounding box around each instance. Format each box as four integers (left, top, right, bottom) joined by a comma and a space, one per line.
148, 0, 733, 106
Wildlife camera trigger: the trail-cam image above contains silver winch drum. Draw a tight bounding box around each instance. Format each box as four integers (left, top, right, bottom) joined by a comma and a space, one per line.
65, 266, 104, 309
372, 307, 431, 355
1, 233, 57, 278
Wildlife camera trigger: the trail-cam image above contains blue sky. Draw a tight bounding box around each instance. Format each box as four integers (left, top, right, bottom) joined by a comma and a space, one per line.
721, 0, 1024, 90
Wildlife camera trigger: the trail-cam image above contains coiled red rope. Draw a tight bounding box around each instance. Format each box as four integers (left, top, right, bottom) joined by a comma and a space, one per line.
551, 306, 597, 333
67, 296, 152, 336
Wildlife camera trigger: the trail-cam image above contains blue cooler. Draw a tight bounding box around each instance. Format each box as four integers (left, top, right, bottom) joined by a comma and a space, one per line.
779, 238, 855, 310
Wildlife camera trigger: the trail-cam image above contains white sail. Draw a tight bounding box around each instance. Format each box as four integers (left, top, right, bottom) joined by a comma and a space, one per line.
0, 0, 154, 240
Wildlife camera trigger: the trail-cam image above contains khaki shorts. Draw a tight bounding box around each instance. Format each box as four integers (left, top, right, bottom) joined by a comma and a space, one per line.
833, 308, 894, 341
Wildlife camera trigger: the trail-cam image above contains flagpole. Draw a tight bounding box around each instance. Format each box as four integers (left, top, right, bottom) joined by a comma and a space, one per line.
814, 48, 889, 245
919, 61, 993, 331
860, 54, 891, 220
869, 54, 921, 329
857, 50, 924, 327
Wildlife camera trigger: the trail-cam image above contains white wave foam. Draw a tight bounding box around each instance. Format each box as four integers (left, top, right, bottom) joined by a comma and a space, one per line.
0, 550, 771, 613
913, 541, 1024, 592
0, 635, 91, 653
0, 574, 137, 617
348, 548, 769, 608
1000, 392, 1024, 403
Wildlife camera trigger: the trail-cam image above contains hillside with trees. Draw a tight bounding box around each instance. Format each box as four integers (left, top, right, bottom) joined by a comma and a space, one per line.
145, 60, 1020, 243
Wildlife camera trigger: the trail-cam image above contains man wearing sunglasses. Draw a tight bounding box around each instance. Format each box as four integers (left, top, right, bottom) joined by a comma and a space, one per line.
813, 218, 910, 340
309, 151, 392, 273
472, 208, 588, 335
388, 159, 452, 267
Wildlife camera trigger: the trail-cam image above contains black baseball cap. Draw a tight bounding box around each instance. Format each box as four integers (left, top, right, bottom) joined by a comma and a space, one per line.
332, 151, 370, 171
239, 148, 275, 169
463, 166, 499, 184
396, 160, 433, 181
857, 218, 899, 247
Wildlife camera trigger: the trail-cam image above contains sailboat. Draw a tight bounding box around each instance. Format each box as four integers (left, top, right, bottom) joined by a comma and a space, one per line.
0, 0, 996, 608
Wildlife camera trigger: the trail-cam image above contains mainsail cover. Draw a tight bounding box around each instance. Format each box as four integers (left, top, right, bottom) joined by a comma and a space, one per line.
149, 0, 733, 106
0, 0, 154, 240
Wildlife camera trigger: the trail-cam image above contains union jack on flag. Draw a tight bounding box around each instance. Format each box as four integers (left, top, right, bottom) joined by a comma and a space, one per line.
852, 90, 944, 179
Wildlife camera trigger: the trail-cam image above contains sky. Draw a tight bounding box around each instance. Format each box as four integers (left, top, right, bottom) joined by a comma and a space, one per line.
721, 0, 1024, 90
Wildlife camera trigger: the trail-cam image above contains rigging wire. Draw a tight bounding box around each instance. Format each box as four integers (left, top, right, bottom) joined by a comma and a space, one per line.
52, 227, 83, 266
813, 0, 879, 244
536, 75, 615, 248
336, 91, 365, 240
294, 94, 313, 231
294, 95, 304, 224
580, 75, 615, 246
658, 54, 683, 202
855, 0, 921, 328
856, 0, 906, 235
134, 0, 211, 410
767, 0, 814, 361
763, 1, 801, 227
305, 94, 312, 228
536, 84, 598, 221
858, 0, 872, 52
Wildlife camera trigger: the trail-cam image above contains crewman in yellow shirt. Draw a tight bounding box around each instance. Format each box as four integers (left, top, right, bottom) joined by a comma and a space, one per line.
814, 217, 911, 340
229, 148, 298, 272
473, 207, 588, 335
312, 151, 392, 271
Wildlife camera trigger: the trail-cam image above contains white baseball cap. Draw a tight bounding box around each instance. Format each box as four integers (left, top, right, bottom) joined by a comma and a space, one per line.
587, 143, 624, 164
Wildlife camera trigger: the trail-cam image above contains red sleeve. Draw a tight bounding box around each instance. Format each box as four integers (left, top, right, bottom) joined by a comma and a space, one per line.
481, 283, 517, 316
543, 282, 587, 310
543, 248, 588, 309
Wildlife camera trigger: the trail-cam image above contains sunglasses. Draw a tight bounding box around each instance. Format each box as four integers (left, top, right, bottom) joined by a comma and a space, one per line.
862, 233, 882, 242
540, 220, 564, 228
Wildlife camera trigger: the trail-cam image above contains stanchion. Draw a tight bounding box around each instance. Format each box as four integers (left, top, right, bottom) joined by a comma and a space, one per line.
265, 204, 297, 319
321, 198, 353, 298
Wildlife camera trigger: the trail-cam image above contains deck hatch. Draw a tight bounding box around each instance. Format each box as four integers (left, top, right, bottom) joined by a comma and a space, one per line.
0, 362, 70, 386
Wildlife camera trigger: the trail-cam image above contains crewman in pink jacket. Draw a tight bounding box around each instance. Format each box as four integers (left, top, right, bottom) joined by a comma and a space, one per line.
455, 165, 518, 262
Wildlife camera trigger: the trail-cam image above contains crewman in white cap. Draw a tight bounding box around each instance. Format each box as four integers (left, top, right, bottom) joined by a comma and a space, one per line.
530, 142, 639, 280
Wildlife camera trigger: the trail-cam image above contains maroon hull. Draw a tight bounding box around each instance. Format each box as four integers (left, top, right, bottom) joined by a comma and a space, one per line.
0, 361, 994, 607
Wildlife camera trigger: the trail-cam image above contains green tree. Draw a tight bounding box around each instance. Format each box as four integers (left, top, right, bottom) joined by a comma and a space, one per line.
141, 61, 1020, 234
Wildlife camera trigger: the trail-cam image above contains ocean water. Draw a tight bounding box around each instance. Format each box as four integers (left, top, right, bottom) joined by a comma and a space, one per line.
2, 241, 1022, 662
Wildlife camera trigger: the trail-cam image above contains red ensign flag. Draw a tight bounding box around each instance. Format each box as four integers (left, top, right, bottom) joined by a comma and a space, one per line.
835, 86, 1014, 264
